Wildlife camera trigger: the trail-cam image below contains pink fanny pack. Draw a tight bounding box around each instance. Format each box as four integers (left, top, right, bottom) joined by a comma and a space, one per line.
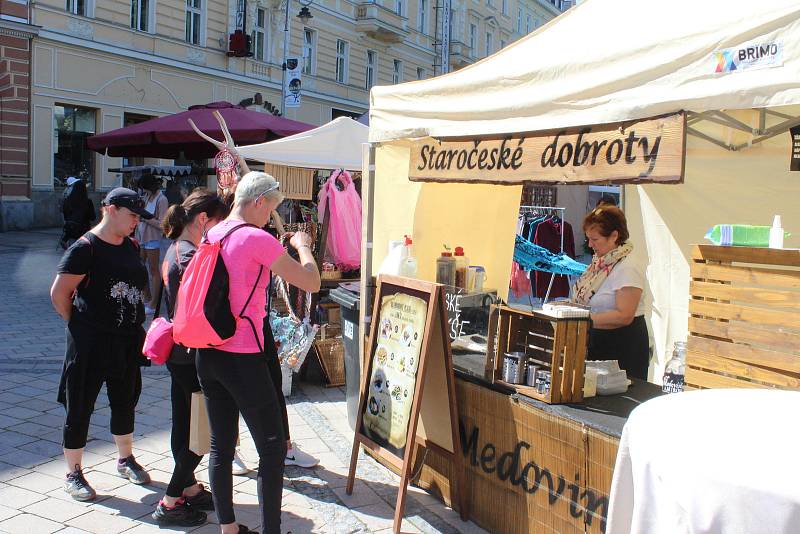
143, 317, 175, 365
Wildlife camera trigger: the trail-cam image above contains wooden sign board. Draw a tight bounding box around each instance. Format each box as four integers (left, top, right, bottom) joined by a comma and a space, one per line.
347, 275, 467, 532
408, 112, 686, 185
790, 126, 800, 171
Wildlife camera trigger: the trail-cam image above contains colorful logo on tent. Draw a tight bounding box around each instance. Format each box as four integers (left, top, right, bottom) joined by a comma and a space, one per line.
715, 51, 737, 73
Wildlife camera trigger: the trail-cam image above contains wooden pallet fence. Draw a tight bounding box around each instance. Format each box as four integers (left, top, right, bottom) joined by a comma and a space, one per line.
687, 245, 800, 391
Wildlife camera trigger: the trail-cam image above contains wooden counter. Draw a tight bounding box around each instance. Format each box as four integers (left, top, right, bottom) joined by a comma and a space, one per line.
405, 353, 662, 534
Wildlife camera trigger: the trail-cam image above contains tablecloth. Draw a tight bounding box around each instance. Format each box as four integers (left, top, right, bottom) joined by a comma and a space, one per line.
607, 388, 800, 534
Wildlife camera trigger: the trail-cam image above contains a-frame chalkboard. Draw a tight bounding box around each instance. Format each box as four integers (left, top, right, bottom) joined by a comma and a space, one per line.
346, 275, 467, 532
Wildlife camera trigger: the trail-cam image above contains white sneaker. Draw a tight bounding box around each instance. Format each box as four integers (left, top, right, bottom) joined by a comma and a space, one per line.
232, 451, 251, 476
285, 445, 319, 468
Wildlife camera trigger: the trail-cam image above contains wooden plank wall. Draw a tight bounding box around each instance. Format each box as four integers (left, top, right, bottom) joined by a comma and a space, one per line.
687, 245, 800, 390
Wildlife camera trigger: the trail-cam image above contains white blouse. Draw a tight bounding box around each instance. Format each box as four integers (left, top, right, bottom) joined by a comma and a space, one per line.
588, 257, 646, 317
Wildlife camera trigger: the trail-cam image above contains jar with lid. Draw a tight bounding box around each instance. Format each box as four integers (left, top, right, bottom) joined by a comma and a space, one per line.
662, 341, 687, 393
454, 246, 469, 289
436, 251, 456, 287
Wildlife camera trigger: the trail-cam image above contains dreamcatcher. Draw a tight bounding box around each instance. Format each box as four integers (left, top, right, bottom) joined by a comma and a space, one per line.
213, 145, 239, 190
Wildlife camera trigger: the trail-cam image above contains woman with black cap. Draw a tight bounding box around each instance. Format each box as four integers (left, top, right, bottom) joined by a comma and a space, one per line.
50, 187, 154, 502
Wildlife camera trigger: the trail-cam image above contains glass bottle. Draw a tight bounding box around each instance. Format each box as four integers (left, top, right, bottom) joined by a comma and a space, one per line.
662, 341, 687, 393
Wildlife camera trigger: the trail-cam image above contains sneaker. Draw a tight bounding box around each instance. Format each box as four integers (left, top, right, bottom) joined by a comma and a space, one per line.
232, 450, 251, 476
64, 465, 96, 501
285, 445, 319, 468
183, 483, 214, 511
152, 499, 207, 527
117, 455, 151, 485
237, 525, 259, 534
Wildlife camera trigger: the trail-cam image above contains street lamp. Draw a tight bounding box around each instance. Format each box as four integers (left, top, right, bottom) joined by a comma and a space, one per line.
281, 0, 314, 115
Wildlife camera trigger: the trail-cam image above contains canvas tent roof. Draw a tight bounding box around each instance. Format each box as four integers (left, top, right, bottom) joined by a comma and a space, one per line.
368, 0, 800, 143
237, 117, 369, 171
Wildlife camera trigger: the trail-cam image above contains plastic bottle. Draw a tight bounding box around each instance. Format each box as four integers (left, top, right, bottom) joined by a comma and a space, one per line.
453, 246, 469, 289
400, 235, 418, 278
769, 215, 784, 249
662, 341, 687, 393
436, 251, 456, 287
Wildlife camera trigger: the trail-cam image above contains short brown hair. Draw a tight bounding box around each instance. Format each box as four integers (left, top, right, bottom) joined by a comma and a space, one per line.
583, 205, 629, 245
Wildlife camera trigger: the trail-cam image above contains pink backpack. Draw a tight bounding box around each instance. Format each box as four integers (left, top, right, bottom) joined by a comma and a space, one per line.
172, 223, 264, 351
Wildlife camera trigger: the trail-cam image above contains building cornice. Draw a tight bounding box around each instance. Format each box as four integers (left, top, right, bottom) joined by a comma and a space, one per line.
0, 19, 40, 39
37, 29, 368, 112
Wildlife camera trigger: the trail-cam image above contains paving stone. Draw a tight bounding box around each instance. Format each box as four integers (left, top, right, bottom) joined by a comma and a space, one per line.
21, 497, 88, 522
0, 485, 46, 508
65, 510, 140, 534
6, 471, 63, 493
0, 504, 19, 522
0, 512, 62, 533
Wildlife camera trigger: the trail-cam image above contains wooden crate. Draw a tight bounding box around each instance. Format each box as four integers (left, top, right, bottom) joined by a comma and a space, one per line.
687, 245, 800, 390
487, 305, 589, 404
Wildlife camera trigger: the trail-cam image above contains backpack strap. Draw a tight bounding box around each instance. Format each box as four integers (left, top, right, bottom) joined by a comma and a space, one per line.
239, 265, 264, 354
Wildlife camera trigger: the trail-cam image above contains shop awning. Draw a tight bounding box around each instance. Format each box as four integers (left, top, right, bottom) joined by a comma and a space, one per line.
368, 0, 800, 143
87, 101, 314, 159
108, 165, 193, 177
236, 117, 369, 171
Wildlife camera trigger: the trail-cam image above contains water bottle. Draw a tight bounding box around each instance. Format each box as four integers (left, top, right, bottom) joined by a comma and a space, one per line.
662, 341, 686, 393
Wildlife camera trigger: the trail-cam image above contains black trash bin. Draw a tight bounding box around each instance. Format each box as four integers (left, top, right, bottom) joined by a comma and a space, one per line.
329, 286, 361, 430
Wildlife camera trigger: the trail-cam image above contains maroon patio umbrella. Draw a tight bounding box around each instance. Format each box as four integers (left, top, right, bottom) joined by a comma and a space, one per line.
87, 101, 314, 159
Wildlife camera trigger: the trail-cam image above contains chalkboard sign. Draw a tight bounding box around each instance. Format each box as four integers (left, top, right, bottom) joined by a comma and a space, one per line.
444, 286, 499, 342
791, 126, 800, 171
347, 275, 467, 533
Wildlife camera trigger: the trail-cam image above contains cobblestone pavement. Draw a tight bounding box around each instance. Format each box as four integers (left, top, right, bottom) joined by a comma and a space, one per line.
0, 229, 486, 534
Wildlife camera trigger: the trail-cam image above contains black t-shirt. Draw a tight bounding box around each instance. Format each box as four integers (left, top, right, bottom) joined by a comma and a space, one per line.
162, 240, 196, 320
57, 233, 147, 332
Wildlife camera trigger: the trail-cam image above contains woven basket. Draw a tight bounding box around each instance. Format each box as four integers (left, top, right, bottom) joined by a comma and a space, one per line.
314, 337, 345, 387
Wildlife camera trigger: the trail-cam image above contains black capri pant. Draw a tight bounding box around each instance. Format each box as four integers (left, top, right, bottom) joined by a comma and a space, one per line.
58, 321, 143, 450
588, 315, 650, 380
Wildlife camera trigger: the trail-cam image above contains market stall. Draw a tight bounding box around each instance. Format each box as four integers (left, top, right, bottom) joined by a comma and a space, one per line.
358, 0, 800, 531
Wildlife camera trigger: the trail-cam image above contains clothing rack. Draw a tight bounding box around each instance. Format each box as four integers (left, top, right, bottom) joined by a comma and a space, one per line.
518, 205, 567, 305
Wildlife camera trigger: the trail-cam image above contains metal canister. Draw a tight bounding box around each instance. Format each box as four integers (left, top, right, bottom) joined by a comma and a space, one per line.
525, 363, 539, 387
502, 352, 525, 384
536, 370, 552, 394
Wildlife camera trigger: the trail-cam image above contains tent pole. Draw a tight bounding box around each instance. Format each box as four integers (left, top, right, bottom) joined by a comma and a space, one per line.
281, 0, 290, 115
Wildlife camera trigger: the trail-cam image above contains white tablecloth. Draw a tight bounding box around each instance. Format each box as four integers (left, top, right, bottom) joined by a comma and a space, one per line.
607, 388, 800, 534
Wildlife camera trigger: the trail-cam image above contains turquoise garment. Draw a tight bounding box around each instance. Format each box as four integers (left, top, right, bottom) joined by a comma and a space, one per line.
513, 235, 587, 276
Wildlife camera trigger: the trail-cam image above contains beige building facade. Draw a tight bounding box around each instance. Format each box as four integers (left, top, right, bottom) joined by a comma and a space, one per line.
4, 0, 564, 227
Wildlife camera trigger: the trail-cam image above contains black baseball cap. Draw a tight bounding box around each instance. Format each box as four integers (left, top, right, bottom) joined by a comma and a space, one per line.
102, 187, 154, 219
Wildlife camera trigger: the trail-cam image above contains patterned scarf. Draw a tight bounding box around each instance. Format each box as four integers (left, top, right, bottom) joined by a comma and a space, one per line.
572, 242, 633, 305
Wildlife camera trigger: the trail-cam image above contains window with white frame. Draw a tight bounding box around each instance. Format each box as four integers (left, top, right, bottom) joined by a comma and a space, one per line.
252, 7, 266, 61
502, 0, 508, 15
335, 39, 349, 84
526, 14, 532, 33
418, 0, 427, 34
395, 0, 403, 16
485, 32, 493, 56
392, 59, 402, 84
185, 0, 203, 45
302, 28, 315, 75
366, 50, 376, 89
517, 7, 523, 33
416, 67, 425, 80
469, 23, 477, 55
130, 0, 150, 32
66, 0, 88, 16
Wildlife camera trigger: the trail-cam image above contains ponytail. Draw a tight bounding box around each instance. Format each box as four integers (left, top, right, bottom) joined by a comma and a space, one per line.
163, 188, 229, 240
163, 204, 188, 239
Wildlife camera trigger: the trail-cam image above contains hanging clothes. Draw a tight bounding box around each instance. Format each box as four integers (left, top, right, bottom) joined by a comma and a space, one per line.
509, 261, 532, 298
513, 235, 586, 276
532, 218, 576, 298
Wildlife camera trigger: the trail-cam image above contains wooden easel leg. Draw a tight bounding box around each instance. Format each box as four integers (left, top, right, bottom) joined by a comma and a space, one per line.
393, 467, 411, 534
346, 439, 359, 495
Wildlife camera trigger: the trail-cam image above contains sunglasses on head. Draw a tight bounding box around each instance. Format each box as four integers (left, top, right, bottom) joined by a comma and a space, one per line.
256, 183, 281, 203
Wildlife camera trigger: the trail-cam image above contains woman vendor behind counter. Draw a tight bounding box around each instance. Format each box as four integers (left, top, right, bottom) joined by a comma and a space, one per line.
572, 205, 649, 380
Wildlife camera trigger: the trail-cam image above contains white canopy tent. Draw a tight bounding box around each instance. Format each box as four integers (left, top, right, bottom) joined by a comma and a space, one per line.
363, 0, 800, 381
369, 0, 800, 143
237, 116, 369, 171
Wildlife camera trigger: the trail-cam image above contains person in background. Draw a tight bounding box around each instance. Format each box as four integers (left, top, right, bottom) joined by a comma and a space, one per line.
136, 173, 169, 314
151, 189, 229, 527
60, 177, 96, 250
50, 188, 153, 502
572, 205, 649, 380
198, 172, 320, 534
